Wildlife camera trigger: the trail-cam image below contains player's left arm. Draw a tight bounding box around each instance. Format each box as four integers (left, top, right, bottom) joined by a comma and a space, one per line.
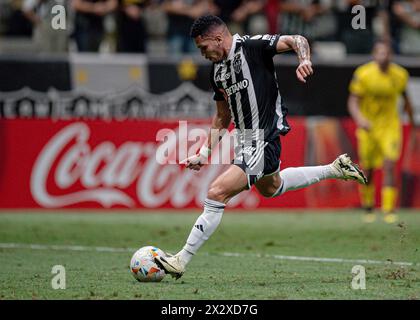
182, 100, 231, 171
276, 35, 313, 83
402, 91, 416, 127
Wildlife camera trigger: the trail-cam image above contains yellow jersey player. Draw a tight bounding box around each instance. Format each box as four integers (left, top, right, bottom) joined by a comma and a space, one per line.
348, 40, 415, 223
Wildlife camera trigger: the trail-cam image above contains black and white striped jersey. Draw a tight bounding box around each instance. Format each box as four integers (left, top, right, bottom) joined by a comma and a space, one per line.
210, 33, 291, 142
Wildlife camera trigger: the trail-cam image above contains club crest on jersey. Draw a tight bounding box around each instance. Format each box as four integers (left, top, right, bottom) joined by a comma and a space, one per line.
233, 54, 242, 74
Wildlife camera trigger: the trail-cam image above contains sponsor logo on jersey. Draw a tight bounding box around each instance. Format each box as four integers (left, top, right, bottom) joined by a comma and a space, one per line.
225, 79, 249, 97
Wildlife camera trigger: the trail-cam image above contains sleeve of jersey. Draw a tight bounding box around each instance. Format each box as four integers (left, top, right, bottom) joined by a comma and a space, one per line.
245, 34, 281, 58
349, 68, 365, 97
210, 66, 225, 101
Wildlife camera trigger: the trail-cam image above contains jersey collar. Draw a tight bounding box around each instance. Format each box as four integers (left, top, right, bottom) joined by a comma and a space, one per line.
226, 33, 240, 61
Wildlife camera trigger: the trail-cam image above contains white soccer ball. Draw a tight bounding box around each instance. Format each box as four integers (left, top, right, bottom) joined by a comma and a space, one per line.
130, 246, 167, 282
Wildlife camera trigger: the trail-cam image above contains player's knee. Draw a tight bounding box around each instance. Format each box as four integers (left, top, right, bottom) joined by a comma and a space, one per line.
258, 184, 281, 198
256, 177, 282, 198
259, 189, 275, 198
256, 185, 273, 198
207, 184, 228, 203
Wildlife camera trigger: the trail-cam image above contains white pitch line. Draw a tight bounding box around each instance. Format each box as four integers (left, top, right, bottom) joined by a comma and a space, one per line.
0, 243, 417, 267
220, 252, 416, 267
0, 242, 136, 253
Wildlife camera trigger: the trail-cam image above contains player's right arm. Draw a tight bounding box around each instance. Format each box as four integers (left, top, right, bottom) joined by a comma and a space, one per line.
348, 67, 371, 131
347, 94, 371, 131
182, 100, 231, 171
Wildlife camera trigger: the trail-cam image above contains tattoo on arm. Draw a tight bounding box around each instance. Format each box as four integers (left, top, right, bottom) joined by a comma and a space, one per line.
292, 36, 310, 62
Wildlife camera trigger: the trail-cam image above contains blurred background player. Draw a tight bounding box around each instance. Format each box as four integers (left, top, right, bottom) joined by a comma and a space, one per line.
348, 40, 415, 223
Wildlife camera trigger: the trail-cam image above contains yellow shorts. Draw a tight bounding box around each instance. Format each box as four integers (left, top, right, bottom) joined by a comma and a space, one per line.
356, 125, 402, 170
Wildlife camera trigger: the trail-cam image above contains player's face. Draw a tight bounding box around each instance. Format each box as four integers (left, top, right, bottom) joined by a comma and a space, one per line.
373, 43, 391, 66
195, 36, 224, 62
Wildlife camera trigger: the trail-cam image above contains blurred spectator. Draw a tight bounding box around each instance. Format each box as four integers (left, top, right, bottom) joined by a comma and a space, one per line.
279, 0, 336, 42
142, 0, 168, 37
333, 0, 382, 54
162, 0, 212, 54
211, 0, 242, 24
71, 0, 118, 52
211, 0, 266, 34
22, 0, 69, 52
2, 0, 33, 37
265, 0, 279, 34
377, 0, 403, 53
393, 0, 420, 55
116, 0, 149, 53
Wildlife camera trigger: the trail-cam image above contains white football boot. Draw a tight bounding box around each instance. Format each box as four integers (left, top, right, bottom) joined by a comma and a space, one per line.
154, 254, 185, 280
331, 154, 368, 185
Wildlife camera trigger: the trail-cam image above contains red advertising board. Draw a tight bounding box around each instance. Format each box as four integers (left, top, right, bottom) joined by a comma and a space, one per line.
0, 118, 417, 209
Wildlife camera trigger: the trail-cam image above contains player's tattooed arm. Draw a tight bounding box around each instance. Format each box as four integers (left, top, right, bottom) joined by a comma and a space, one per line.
292, 35, 310, 63
277, 35, 310, 60
277, 35, 313, 83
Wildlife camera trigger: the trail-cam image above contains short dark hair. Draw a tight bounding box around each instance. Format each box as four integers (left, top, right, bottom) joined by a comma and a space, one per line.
190, 15, 225, 38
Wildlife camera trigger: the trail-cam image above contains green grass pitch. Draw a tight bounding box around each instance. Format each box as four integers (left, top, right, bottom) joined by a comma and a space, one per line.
0, 210, 419, 300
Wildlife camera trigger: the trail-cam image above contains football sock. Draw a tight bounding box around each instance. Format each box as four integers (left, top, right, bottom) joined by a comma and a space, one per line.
271, 165, 336, 197
382, 186, 397, 213
178, 248, 194, 265
360, 184, 375, 209
179, 198, 225, 266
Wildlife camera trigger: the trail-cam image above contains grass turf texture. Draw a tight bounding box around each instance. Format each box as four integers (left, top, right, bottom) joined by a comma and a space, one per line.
0, 210, 419, 300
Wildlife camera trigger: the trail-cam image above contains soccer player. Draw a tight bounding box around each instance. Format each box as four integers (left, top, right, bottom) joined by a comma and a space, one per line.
348, 40, 415, 224
155, 15, 367, 279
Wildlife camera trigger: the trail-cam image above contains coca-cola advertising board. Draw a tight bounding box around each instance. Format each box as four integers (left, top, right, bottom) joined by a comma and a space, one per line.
0, 118, 305, 209
0, 118, 417, 210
